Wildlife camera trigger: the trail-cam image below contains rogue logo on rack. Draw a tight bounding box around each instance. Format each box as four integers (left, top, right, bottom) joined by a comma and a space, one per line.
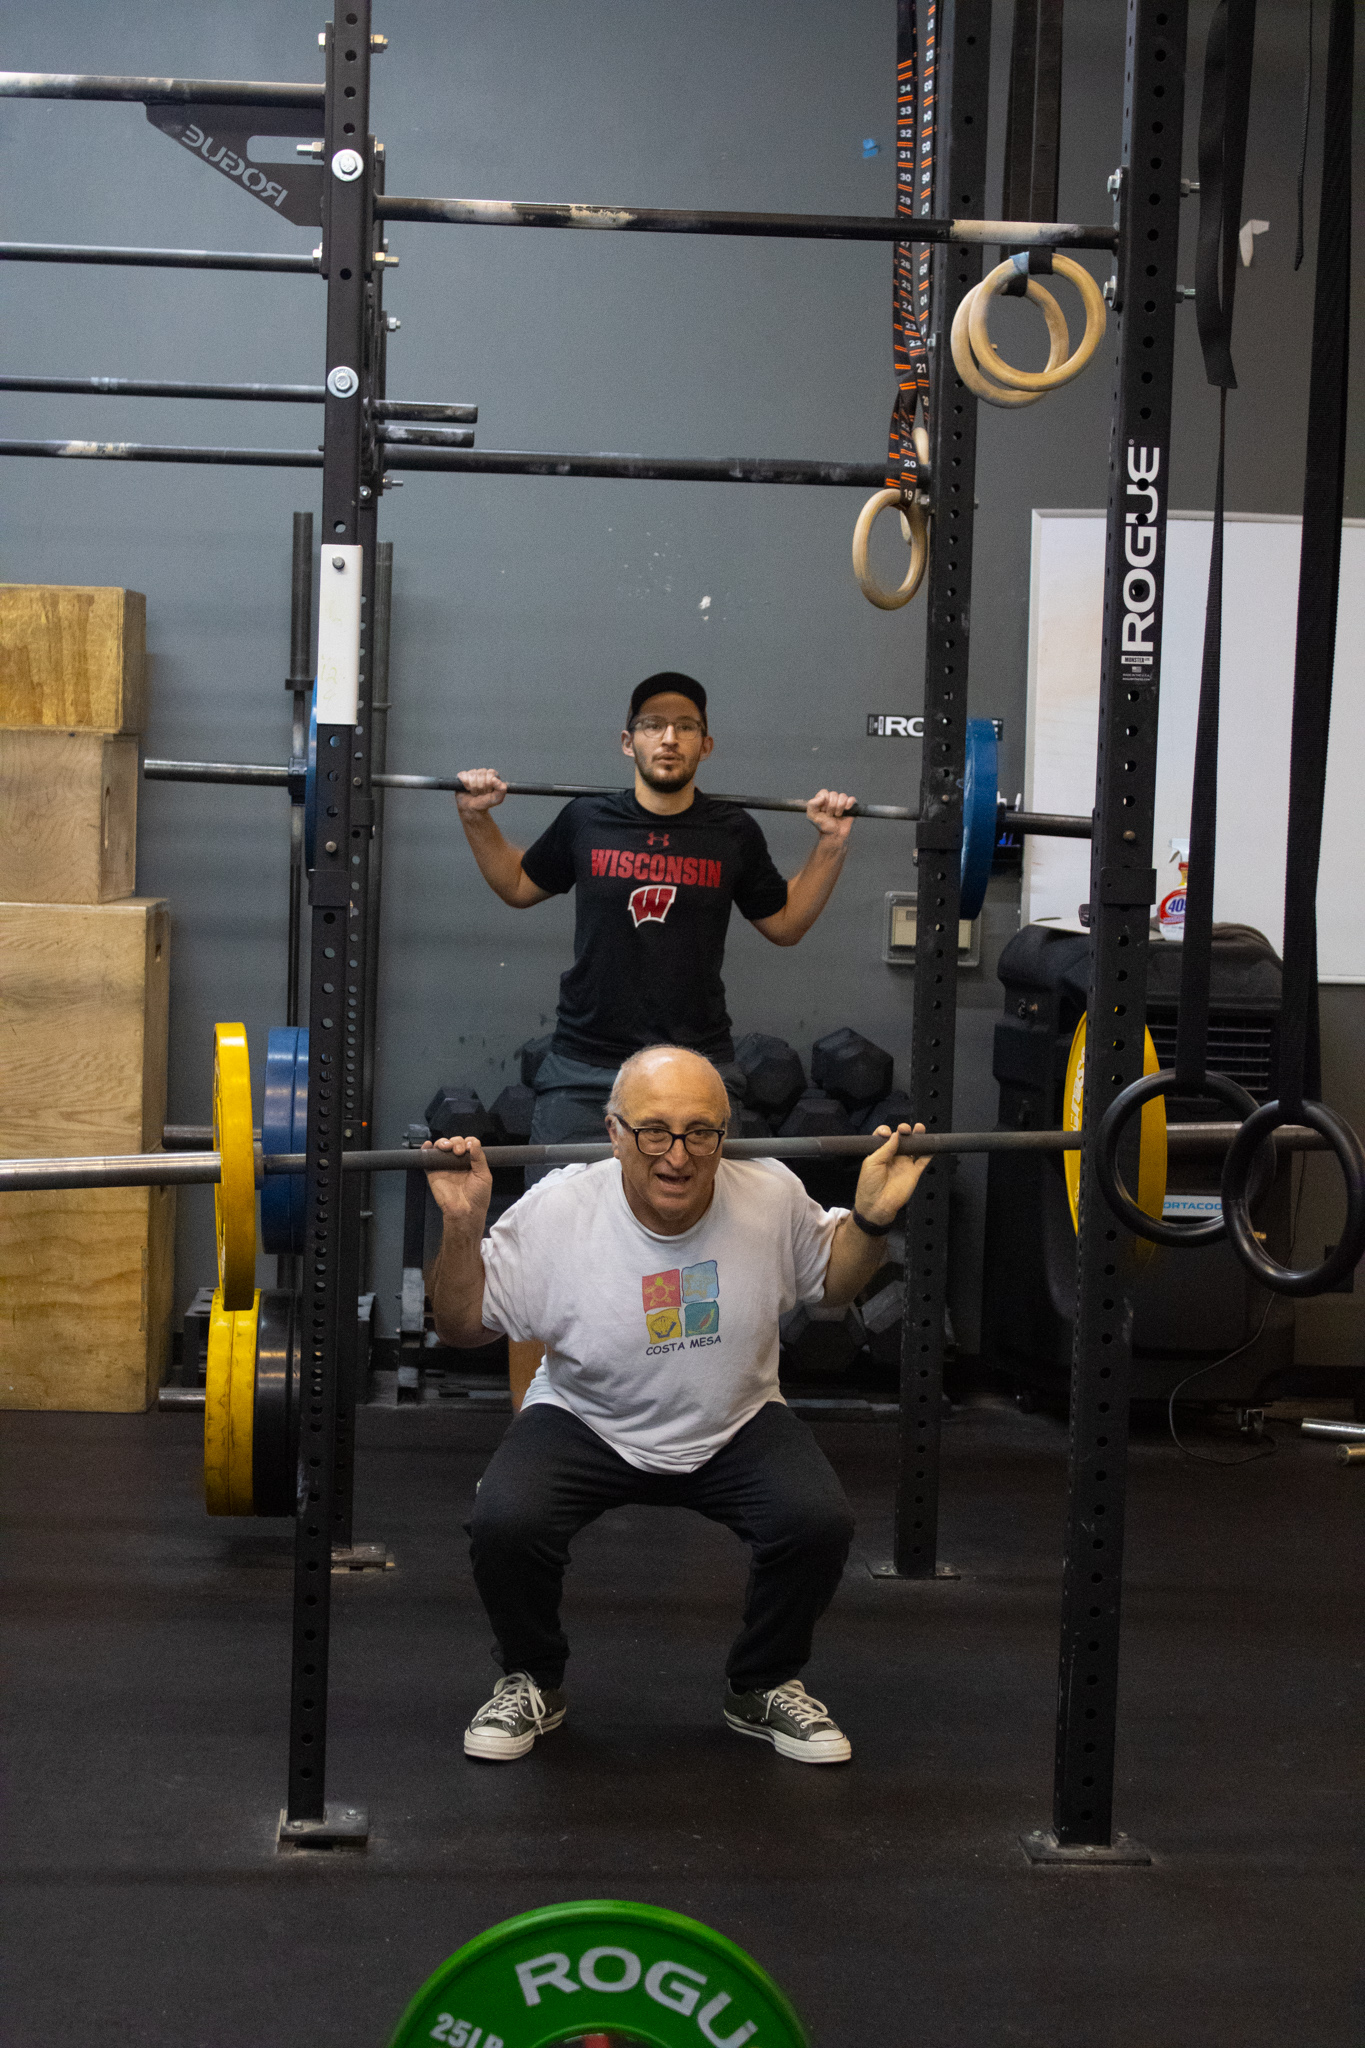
629, 884, 677, 927
868, 715, 1004, 739
1122, 442, 1162, 670
143, 104, 326, 229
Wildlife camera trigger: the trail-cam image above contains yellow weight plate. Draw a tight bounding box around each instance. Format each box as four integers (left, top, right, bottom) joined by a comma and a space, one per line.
204, 1285, 260, 1515
204, 1289, 234, 1515
1063, 1015, 1167, 1264
214, 1020, 257, 1311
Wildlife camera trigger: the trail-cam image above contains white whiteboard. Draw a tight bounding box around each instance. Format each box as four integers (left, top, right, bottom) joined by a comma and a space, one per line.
1023, 511, 1365, 982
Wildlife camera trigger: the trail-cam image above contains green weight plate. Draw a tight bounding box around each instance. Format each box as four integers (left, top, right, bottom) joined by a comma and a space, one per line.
387, 1901, 809, 2048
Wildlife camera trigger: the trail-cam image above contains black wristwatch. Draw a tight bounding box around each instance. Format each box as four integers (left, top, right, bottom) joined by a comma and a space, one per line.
851, 1207, 894, 1238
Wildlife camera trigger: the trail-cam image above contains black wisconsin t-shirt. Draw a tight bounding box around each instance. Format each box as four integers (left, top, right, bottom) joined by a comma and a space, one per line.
521, 790, 789, 1066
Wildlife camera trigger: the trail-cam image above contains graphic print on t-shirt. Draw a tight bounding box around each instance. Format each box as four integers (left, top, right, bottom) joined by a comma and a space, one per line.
628, 883, 676, 927
642, 1259, 720, 1350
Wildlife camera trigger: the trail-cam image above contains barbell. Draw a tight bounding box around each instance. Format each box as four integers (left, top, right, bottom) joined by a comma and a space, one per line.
145, 717, 1093, 922
5, 1024, 1329, 1521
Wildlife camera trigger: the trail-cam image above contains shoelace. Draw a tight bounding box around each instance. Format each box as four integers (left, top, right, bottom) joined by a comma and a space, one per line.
480, 1673, 549, 1731
768, 1683, 833, 1728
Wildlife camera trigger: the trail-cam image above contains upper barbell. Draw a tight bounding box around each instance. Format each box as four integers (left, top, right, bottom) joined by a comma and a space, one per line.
148, 716, 1087, 920
143, 753, 1088, 836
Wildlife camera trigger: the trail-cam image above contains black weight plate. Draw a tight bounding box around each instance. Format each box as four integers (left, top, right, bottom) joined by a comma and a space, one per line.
252, 1288, 300, 1517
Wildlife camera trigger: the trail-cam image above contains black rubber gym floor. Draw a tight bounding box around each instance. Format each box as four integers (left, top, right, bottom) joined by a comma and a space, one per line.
2, 1398, 1360, 2048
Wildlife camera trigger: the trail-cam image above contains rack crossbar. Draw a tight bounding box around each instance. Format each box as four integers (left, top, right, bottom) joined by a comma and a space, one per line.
0, 241, 318, 273
0, 377, 475, 420
0, 70, 324, 108
2, 438, 883, 485
0, 438, 322, 467
376, 194, 1117, 249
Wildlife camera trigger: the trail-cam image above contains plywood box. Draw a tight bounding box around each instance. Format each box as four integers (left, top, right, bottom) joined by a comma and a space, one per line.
0, 1182, 175, 1410
0, 585, 147, 733
0, 727, 139, 903
0, 898, 170, 1157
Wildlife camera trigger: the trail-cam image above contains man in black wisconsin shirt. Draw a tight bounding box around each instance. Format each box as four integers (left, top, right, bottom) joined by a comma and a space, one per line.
457, 672, 857, 1403
457, 671, 855, 1112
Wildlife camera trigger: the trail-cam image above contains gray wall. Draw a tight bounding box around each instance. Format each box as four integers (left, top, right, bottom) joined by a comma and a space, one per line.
2, 1, 1361, 1356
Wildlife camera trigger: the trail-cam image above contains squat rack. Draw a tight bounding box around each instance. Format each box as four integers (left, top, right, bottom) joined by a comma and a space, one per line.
1, 0, 1179, 1859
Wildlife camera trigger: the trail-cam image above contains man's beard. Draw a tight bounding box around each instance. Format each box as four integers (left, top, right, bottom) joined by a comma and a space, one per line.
634, 752, 695, 793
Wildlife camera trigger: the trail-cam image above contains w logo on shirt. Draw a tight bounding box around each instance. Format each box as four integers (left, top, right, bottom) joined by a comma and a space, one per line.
628, 883, 677, 927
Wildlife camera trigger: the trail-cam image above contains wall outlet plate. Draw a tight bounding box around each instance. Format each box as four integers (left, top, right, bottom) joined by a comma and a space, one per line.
884, 890, 980, 968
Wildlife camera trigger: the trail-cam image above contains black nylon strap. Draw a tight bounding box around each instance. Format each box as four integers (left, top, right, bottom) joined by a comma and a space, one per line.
1174, 389, 1226, 1087
1195, 0, 1257, 390
1002, 0, 1064, 260
1003, 0, 1042, 223
1173, 0, 1257, 1091
1278, 0, 1352, 1118
1294, 0, 1315, 272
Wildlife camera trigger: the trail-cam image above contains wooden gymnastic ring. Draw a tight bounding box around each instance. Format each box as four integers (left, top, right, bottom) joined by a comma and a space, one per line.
950, 276, 1070, 408
852, 487, 929, 610
966, 253, 1108, 393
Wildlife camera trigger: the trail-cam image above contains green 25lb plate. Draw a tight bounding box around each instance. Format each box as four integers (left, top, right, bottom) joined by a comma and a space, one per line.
388, 1901, 808, 2048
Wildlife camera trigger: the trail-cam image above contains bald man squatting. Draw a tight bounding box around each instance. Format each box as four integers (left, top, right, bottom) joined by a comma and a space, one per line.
426, 1044, 928, 1766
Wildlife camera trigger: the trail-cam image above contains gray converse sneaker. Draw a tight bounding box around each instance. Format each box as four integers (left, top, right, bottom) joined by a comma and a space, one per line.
724, 1679, 852, 1763
464, 1671, 566, 1761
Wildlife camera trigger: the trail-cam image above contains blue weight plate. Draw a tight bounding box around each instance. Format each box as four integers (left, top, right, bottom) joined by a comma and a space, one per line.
260, 1026, 302, 1255
303, 695, 318, 873
288, 1028, 309, 1252
959, 716, 999, 922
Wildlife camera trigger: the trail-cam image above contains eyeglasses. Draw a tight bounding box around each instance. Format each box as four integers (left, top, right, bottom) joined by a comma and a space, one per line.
631, 715, 705, 737
610, 1116, 726, 1158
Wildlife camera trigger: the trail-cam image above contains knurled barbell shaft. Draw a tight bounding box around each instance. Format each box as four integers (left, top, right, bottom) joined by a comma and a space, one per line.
142, 758, 1095, 838
0, 1123, 1331, 1195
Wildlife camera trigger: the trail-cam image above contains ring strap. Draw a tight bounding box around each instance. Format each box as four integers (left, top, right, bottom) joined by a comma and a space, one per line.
885, 0, 937, 495
1173, 0, 1258, 1093
1195, 0, 1258, 391
1002, 0, 1065, 276
1172, 388, 1225, 1091
1277, 0, 1352, 1121
1002, 0, 1064, 229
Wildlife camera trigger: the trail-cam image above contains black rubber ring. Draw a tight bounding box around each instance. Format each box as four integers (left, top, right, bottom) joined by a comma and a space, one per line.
1096, 1068, 1267, 1249
1223, 1099, 1365, 1296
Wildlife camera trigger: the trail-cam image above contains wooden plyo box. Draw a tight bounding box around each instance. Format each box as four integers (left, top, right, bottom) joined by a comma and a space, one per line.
0, 727, 139, 904
0, 1183, 176, 1410
0, 898, 170, 1158
0, 585, 147, 733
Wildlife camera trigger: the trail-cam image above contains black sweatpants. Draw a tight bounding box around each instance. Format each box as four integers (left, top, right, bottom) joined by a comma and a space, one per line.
469, 1401, 855, 1693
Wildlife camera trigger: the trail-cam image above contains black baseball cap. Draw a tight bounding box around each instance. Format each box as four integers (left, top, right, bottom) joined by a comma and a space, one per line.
628, 672, 708, 727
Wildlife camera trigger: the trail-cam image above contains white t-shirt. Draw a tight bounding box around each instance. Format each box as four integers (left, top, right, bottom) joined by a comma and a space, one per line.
479, 1157, 845, 1473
